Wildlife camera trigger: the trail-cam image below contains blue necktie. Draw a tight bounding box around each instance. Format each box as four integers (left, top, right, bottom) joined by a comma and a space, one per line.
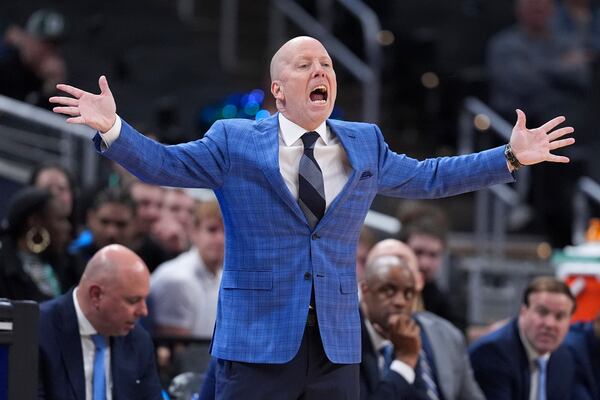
298, 132, 325, 229
91, 334, 107, 400
536, 357, 548, 400
418, 349, 440, 400
379, 344, 394, 377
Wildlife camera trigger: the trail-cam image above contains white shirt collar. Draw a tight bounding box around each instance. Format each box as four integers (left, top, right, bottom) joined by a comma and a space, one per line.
364, 317, 392, 353
72, 287, 98, 336
278, 113, 329, 146
518, 322, 551, 365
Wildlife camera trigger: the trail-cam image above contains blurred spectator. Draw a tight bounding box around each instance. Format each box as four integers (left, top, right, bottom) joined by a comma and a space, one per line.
129, 180, 164, 236
0, 187, 80, 301
0, 9, 67, 108
29, 161, 75, 217
153, 188, 197, 253
127, 180, 170, 272
70, 188, 135, 261
553, 0, 600, 57
487, 0, 592, 247
149, 200, 224, 338
365, 238, 425, 311
487, 0, 591, 126
399, 203, 465, 331
29, 161, 80, 231
356, 225, 377, 282
469, 276, 576, 400
359, 254, 484, 400
564, 310, 600, 399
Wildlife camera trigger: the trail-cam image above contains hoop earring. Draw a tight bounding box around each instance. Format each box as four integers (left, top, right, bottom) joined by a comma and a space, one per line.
25, 226, 50, 254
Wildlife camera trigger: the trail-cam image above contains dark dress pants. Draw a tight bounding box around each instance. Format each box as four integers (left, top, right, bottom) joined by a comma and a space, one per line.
214, 311, 359, 400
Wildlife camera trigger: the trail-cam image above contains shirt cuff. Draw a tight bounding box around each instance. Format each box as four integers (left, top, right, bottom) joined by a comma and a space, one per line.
99, 115, 122, 148
390, 359, 415, 384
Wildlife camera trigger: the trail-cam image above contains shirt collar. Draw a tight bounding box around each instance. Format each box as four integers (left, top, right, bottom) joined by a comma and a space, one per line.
73, 287, 98, 336
518, 322, 551, 365
278, 113, 329, 146
364, 317, 391, 353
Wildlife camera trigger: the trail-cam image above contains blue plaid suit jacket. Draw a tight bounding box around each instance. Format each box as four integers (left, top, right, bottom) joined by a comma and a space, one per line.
95, 113, 513, 364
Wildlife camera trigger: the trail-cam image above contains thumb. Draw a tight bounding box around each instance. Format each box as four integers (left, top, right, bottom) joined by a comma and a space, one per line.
98, 75, 112, 97
515, 109, 527, 130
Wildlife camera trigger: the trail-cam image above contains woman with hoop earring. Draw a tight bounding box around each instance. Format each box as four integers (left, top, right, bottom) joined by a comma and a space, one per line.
0, 187, 79, 301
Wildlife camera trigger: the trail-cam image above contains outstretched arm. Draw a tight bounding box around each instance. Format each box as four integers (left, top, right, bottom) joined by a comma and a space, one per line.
508, 109, 575, 169
50, 75, 116, 133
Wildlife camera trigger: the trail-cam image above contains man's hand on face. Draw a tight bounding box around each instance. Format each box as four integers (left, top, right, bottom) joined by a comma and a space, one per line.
384, 314, 422, 368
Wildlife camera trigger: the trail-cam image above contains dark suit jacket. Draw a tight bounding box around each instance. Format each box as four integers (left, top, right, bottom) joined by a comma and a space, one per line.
360, 312, 484, 400
38, 289, 163, 400
564, 321, 600, 400
469, 318, 574, 400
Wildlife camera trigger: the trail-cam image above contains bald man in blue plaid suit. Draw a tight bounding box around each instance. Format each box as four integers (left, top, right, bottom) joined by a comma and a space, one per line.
52, 36, 575, 399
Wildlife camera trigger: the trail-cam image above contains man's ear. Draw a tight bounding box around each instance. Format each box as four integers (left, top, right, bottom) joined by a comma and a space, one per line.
359, 281, 369, 296
518, 304, 527, 318
271, 81, 283, 101
89, 284, 103, 307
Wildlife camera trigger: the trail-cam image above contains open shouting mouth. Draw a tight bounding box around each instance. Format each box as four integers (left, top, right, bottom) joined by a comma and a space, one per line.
310, 85, 328, 104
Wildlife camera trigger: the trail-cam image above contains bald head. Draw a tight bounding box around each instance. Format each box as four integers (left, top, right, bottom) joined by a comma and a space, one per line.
366, 239, 424, 292
270, 36, 327, 81
364, 255, 412, 284
81, 244, 148, 288
78, 244, 150, 336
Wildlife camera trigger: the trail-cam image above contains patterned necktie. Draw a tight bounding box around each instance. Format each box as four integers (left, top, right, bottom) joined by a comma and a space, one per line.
536, 357, 548, 400
91, 334, 107, 400
418, 349, 440, 400
298, 132, 325, 229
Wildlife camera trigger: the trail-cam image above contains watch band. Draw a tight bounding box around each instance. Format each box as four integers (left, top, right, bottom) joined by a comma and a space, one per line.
504, 143, 522, 170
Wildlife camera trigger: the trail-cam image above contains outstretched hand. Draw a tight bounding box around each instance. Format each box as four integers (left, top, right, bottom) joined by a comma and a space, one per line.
50, 75, 117, 133
509, 109, 575, 166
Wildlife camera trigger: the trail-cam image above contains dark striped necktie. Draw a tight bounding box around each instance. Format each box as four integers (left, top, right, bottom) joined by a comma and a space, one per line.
298, 132, 325, 229
418, 349, 441, 400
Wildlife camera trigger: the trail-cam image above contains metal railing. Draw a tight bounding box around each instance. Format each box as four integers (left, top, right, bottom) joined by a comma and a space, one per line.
458, 97, 531, 259
218, 0, 382, 123
573, 176, 600, 245
0, 95, 99, 189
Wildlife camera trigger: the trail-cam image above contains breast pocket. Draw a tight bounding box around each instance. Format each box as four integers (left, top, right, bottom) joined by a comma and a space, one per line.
339, 275, 357, 294
221, 269, 273, 290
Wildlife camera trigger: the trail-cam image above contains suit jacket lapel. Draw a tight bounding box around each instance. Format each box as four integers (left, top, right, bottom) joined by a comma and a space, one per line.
415, 313, 452, 400
316, 120, 360, 229
57, 291, 86, 400
111, 337, 127, 400
252, 114, 307, 224
360, 313, 380, 393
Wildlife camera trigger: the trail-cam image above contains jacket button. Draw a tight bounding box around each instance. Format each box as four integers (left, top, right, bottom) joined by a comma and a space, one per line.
304, 272, 312, 280
311, 233, 320, 240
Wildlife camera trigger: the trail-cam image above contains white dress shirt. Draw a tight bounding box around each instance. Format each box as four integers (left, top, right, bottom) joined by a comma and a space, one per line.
519, 325, 550, 400
73, 288, 113, 400
101, 113, 352, 209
